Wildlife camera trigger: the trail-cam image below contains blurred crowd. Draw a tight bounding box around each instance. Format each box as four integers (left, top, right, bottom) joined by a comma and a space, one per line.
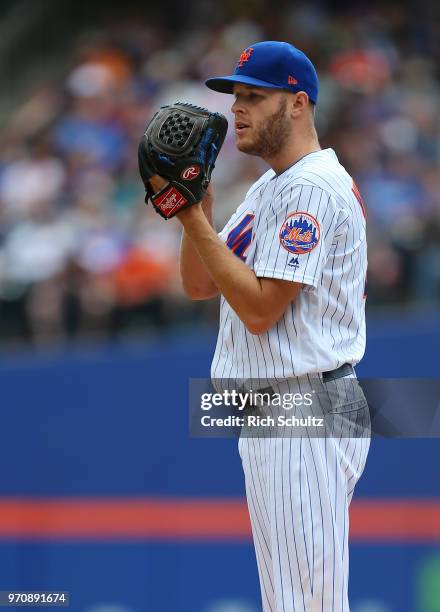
0, 2, 439, 347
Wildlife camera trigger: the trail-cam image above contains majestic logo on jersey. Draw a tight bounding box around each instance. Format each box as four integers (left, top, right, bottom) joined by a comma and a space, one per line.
287, 256, 300, 269
226, 213, 255, 261
237, 47, 254, 68
279, 212, 320, 254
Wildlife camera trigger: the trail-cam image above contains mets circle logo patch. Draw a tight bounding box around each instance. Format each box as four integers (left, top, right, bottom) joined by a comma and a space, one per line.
279, 212, 320, 255
181, 165, 200, 180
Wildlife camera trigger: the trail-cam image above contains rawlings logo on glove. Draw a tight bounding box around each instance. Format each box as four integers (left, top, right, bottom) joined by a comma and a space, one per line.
138, 102, 228, 219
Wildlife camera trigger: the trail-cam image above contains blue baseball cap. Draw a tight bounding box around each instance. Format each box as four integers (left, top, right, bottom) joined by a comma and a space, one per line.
205, 41, 319, 104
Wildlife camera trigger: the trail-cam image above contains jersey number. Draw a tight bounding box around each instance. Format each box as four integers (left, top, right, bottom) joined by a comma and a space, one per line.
226, 213, 255, 261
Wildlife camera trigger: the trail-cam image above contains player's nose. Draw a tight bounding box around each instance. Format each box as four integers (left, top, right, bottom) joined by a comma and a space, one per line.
231, 97, 245, 115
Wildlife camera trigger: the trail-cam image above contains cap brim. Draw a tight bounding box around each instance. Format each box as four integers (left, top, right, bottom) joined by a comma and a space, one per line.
205, 74, 285, 94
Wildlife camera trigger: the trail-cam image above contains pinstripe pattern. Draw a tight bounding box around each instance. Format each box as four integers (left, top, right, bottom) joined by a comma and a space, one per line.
239, 377, 370, 611
211, 149, 367, 384
211, 148, 369, 610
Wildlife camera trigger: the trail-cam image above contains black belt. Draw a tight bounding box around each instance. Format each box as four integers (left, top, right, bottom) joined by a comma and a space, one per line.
322, 363, 354, 382
250, 364, 354, 396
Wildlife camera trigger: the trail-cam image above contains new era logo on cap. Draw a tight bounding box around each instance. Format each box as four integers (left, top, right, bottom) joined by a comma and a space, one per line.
205, 40, 319, 104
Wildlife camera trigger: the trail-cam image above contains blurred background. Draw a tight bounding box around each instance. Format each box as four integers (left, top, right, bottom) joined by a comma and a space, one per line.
0, 0, 439, 610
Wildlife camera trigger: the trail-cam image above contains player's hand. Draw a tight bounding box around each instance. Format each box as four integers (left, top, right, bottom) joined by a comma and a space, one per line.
176, 184, 214, 224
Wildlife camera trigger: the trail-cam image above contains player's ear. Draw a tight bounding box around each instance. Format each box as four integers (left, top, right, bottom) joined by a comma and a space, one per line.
290, 91, 309, 118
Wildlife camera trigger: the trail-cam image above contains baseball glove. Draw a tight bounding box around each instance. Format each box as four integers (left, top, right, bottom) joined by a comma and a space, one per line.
138, 102, 228, 219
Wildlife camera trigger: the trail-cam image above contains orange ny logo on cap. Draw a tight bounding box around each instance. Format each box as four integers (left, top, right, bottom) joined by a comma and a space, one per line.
237, 47, 254, 68
288, 75, 298, 85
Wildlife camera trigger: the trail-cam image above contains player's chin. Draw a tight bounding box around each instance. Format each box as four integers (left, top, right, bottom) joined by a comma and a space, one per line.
235, 136, 256, 154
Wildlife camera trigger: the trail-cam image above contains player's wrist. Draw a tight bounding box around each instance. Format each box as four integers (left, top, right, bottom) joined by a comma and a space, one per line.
201, 196, 213, 214
176, 202, 204, 224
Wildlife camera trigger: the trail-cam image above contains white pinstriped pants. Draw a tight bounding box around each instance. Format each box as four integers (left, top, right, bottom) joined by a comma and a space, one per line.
238, 375, 370, 612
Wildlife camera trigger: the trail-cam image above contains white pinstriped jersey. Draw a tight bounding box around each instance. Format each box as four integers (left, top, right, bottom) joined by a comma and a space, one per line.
211, 148, 367, 384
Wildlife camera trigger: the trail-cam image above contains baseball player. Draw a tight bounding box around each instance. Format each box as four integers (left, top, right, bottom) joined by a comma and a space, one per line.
140, 41, 370, 611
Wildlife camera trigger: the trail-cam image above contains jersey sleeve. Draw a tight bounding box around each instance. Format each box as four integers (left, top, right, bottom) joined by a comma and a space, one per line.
252, 183, 341, 288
